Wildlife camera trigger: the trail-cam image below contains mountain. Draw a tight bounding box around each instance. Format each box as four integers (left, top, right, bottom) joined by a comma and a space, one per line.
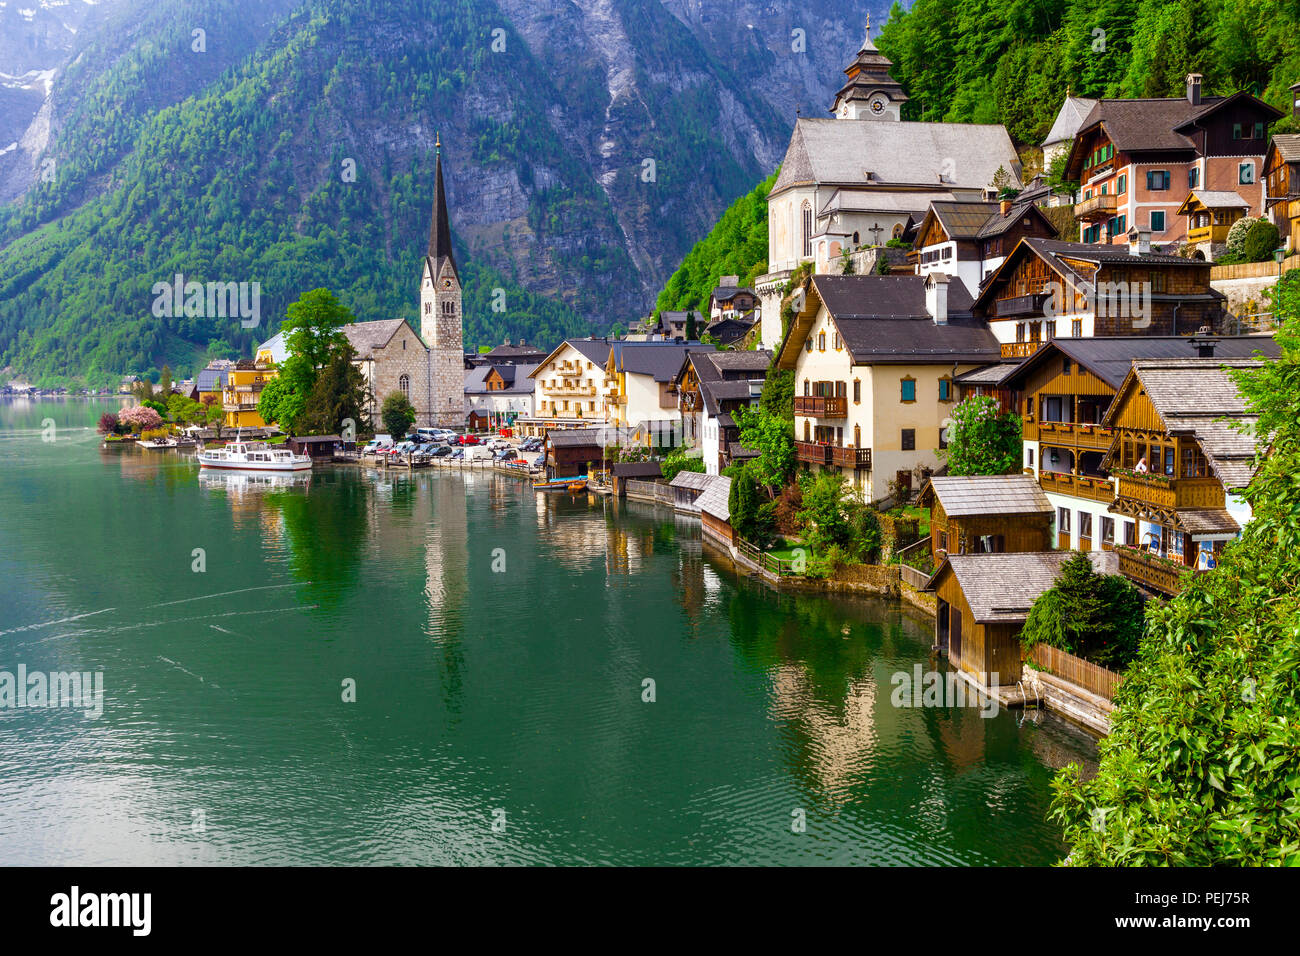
0, 0, 893, 385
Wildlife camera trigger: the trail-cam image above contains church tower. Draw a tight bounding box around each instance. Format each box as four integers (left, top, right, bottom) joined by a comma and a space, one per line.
830, 17, 908, 121
419, 135, 467, 427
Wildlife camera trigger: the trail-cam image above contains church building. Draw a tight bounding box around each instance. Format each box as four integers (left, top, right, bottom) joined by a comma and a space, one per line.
756, 23, 1023, 350
418, 135, 469, 427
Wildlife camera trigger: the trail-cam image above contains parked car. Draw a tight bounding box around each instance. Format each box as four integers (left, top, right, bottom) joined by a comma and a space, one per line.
458, 434, 480, 446
430, 445, 453, 458
363, 437, 393, 457
448, 447, 465, 460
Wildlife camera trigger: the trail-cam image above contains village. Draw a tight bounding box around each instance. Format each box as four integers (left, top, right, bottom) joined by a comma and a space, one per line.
88, 29, 1300, 740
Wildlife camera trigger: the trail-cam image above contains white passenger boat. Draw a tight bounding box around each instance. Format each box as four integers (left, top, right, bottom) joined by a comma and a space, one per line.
197, 438, 312, 472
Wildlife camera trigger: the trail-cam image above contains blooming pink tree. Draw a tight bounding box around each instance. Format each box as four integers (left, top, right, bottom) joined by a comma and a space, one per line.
117, 405, 163, 433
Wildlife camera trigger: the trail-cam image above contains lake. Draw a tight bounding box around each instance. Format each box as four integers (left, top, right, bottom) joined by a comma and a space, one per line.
0, 398, 1097, 865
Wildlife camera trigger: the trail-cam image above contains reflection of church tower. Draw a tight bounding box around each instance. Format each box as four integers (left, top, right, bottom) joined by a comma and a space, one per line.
830, 17, 908, 121
419, 135, 466, 428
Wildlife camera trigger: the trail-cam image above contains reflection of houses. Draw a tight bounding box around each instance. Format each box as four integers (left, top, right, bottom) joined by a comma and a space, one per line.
918, 476, 1054, 568
926, 551, 1119, 687
971, 236, 1226, 361
1100, 356, 1263, 595
1064, 77, 1282, 247
776, 272, 998, 500
997, 336, 1279, 555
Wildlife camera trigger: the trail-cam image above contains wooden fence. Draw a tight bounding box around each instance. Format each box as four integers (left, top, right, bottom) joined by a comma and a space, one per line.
736, 539, 801, 577
1028, 643, 1122, 702
1210, 254, 1300, 281
625, 479, 672, 504
898, 564, 931, 591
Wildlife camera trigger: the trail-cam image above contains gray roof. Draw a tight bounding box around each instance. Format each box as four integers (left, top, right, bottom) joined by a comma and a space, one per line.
1121, 358, 1263, 489
707, 350, 772, 373
728, 442, 760, 460
342, 318, 406, 353
925, 200, 1000, 240
810, 275, 999, 364
927, 551, 1119, 623
196, 366, 231, 391
610, 341, 712, 382
1187, 190, 1250, 210
669, 471, 713, 491
547, 428, 606, 448
464, 363, 539, 395
1179, 509, 1241, 535
955, 362, 1020, 385
711, 285, 755, 301
699, 379, 760, 417
611, 462, 663, 478
770, 118, 1021, 198
697, 475, 731, 522
1000, 336, 1279, 390
1273, 133, 1300, 163
922, 475, 1053, 517
1041, 95, 1098, 147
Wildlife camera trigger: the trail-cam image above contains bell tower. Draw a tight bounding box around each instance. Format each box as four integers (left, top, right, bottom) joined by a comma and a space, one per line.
420, 133, 462, 351
830, 16, 908, 121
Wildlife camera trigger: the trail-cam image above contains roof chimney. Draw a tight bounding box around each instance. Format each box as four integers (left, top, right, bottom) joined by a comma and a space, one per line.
1186, 73, 1203, 106
926, 272, 950, 325
999, 199, 1012, 216
1191, 333, 1216, 358
1127, 227, 1151, 256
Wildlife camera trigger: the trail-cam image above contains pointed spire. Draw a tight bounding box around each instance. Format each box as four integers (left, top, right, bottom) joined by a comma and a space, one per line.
862, 13, 877, 51
427, 132, 457, 279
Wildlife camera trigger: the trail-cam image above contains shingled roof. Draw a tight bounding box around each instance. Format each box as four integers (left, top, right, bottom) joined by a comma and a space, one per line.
697, 475, 731, 522
925, 551, 1119, 623
1273, 133, 1300, 163
919, 475, 1052, 517
342, 318, 406, 353
1041, 95, 1098, 148
999, 336, 1280, 391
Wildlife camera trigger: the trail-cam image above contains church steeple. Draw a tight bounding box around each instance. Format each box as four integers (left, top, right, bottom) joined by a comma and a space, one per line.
830, 17, 908, 120
427, 132, 458, 280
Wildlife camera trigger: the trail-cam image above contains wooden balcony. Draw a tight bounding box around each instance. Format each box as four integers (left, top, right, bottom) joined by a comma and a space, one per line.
1000, 341, 1045, 359
1036, 421, 1116, 452
994, 293, 1051, 318
829, 446, 871, 469
1075, 193, 1118, 221
1038, 470, 1115, 504
1116, 546, 1194, 596
795, 441, 833, 465
549, 385, 596, 397
1115, 473, 1225, 511
794, 395, 848, 418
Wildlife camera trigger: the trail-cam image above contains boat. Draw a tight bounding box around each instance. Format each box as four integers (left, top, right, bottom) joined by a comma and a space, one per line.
533, 475, 584, 491
197, 437, 312, 472
567, 479, 587, 492
139, 436, 197, 450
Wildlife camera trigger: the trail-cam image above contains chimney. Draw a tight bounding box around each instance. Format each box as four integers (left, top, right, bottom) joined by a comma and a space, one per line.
926, 272, 950, 325
999, 199, 1012, 216
1127, 227, 1151, 256
1186, 73, 1203, 106
1191, 332, 1216, 358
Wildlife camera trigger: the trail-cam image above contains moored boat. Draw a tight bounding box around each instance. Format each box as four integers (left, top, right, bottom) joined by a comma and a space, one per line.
533, 475, 584, 491
197, 439, 312, 472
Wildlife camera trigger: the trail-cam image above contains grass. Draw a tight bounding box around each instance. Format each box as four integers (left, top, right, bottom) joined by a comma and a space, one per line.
764, 540, 813, 562
899, 505, 930, 537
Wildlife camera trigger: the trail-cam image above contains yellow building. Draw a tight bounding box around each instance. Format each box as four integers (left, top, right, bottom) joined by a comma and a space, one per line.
776, 273, 999, 501
222, 361, 277, 429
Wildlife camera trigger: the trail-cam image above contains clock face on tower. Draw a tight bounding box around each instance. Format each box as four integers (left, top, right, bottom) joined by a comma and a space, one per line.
870, 96, 887, 115
442, 278, 453, 289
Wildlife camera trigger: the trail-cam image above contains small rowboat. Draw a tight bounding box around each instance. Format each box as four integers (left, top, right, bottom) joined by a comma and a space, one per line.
567, 479, 587, 492
533, 476, 584, 491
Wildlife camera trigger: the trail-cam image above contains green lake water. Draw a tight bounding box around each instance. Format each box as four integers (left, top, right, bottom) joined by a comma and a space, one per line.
0, 398, 1097, 865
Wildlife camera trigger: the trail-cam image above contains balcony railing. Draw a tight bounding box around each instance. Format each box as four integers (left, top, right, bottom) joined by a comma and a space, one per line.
1000, 341, 1044, 359
994, 293, 1051, 318
795, 441, 833, 465
548, 385, 596, 397
1038, 470, 1115, 504
1114, 473, 1226, 511
1037, 421, 1116, 452
1116, 546, 1195, 596
829, 446, 871, 469
793, 395, 848, 418
1075, 193, 1118, 221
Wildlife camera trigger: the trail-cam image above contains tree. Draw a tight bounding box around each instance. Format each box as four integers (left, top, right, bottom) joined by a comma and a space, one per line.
1224, 216, 1261, 260
158, 364, 173, 399
735, 404, 796, 491
1050, 274, 1300, 865
795, 471, 882, 562
941, 395, 1022, 475
259, 289, 357, 432
728, 464, 775, 546
297, 347, 369, 436
381, 390, 416, 440
759, 367, 793, 421
1242, 218, 1281, 263
684, 312, 698, 340
1020, 551, 1145, 669
661, 446, 705, 481
97, 412, 119, 435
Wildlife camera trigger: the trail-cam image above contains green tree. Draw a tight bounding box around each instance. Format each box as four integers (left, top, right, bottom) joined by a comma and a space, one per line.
735, 404, 796, 491
684, 312, 698, 340
661, 445, 705, 481
259, 288, 357, 432
941, 395, 1023, 475
1242, 218, 1281, 263
759, 367, 793, 421
381, 390, 416, 440
297, 347, 369, 436
728, 464, 776, 547
1021, 551, 1145, 668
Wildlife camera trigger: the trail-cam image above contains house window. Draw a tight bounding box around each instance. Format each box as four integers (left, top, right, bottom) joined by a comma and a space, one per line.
1101, 517, 1115, 545
1058, 507, 1070, 534
1123, 521, 1136, 547
1151, 271, 1166, 293
938, 426, 948, 450
1063, 358, 1072, 375
399, 374, 410, 399
901, 428, 915, 450
1239, 162, 1255, 185
938, 531, 948, 553
424, 302, 432, 315
1117, 174, 1126, 194
833, 332, 841, 350
818, 332, 826, 351
1233, 123, 1243, 140
938, 378, 952, 402
900, 378, 916, 403
1071, 318, 1082, 337
1146, 170, 1170, 191
1079, 512, 1093, 541
854, 424, 861, 447
1027, 447, 1034, 466
1189, 167, 1199, 189
853, 379, 861, 403
1151, 210, 1166, 232
803, 379, 810, 395
1025, 396, 1034, 418
1254, 122, 1265, 139
806, 335, 813, 353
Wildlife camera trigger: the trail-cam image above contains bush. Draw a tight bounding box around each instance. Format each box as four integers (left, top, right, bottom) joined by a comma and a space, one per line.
660, 446, 704, 481
1020, 551, 1144, 669
1242, 218, 1281, 263
941, 395, 1022, 476
97, 412, 119, 435
1224, 216, 1261, 260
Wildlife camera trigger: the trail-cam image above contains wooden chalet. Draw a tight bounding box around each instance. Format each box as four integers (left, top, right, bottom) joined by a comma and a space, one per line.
918, 475, 1054, 568
669, 470, 712, 513
910, 198, 1058, 297
1264, 131, 1300, 252
1176, 190, 1250, 253
972, 238, 1224, 361
925, 551, 1119, 687
1099, 356, 1263, 595
543, 428, 606, 477
610, 461, 662, 497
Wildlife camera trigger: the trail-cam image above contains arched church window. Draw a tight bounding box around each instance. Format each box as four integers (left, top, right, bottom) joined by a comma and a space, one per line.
801, 202, 812, 259
399, 374, 410, 399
